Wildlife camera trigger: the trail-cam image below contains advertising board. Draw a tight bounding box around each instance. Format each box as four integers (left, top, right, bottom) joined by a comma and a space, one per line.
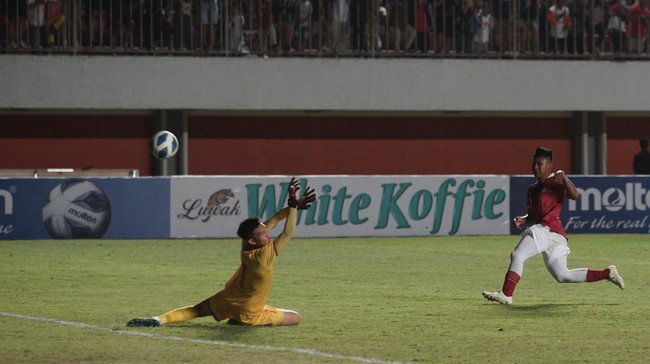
170, 176, 511, 238
0, 178, 169, 239
2, 175, 647, 239
510, 176, 650, 234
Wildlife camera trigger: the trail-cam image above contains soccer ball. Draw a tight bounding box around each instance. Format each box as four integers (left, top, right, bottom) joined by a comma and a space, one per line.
151, 130, 179, 159
42, 180, 112, 239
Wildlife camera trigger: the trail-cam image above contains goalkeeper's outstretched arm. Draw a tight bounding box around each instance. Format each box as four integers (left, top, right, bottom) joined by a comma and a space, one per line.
273, 207, 297, 253
263, 207, 291, 231
273, 177, 317, 253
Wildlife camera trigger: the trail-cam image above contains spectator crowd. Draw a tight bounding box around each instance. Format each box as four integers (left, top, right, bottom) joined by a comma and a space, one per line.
1, 0, 649, 57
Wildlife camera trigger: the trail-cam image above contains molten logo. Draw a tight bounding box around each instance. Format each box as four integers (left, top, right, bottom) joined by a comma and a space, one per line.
568, 183, 650, 212
0, 189, 13, 215
67, 207, 98, 225
0, 188, 15, 235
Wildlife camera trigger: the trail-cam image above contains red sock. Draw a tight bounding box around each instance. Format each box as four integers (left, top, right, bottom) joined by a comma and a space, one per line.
501, 271, 521, 297
586, 269, 609, 282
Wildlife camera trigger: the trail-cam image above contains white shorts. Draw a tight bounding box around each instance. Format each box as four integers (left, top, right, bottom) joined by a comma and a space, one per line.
523, 224, 570, 265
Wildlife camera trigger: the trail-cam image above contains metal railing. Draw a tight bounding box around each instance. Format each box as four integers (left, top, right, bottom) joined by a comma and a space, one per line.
0, 168, 139, 177
1, 0, 649, 59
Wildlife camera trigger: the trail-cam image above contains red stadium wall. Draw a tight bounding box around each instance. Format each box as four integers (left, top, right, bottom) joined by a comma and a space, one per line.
188, 116, 574, 175
0, 113, 587, 176
606, 117, 650, 175
0, 114, 152, 175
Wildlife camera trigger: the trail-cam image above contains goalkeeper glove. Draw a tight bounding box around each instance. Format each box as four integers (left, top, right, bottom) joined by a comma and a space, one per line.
287, 178, 316, 210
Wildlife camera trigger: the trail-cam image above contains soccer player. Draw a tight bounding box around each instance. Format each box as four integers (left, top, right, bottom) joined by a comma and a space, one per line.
127, 177, 316, 326
482, 147, 624, 305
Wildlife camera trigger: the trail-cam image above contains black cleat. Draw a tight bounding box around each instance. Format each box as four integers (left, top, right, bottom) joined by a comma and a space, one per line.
127, 318, 160, 327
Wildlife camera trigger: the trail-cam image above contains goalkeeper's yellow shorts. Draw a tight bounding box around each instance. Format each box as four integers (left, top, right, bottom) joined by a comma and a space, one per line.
238, 305, 284, 326
208, 295, 284, 326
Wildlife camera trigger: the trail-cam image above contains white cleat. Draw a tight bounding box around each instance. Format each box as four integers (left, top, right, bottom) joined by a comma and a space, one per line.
607, 265, 625, 290
482, 290, 513, 305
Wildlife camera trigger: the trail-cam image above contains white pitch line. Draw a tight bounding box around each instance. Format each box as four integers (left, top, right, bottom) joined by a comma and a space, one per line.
0, 312, 403, 364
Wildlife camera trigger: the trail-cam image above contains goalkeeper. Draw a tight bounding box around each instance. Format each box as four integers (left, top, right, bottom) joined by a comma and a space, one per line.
127, 177, 316, 327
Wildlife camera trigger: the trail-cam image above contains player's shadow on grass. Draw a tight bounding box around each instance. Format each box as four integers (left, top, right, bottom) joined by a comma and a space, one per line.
504, 303, 618, 315
179, 321, 272, 341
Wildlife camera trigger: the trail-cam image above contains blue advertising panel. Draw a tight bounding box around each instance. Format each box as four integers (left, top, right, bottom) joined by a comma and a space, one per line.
0, 178, 169, 239
510, 176, 650, 234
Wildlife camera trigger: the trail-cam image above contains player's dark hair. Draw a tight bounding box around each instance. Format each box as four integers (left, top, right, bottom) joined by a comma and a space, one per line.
533, 146, 553, 161
640, 138, 649, 149
237, 217, 261, 240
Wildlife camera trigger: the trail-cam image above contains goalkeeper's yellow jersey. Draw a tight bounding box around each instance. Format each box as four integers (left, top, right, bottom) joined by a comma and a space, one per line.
210, 208, 296, 323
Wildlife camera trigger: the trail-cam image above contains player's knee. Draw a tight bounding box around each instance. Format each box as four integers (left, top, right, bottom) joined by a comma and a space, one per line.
281, 310, 300, 326
551, 272, 572, 283
510, 251, 517, 261
194, 299, 212, 317
510, 252, 527, 267
292, 313, 301, 325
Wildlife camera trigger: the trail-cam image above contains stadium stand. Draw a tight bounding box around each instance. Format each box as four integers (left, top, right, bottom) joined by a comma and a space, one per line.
1, 0, 648, 59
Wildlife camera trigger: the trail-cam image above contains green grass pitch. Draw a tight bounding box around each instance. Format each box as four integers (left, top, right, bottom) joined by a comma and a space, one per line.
1, 235, 648, 363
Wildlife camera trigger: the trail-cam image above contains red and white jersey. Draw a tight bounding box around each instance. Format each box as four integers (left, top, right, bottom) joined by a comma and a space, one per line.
548, 5, 571, 39
527, 174, 567, 238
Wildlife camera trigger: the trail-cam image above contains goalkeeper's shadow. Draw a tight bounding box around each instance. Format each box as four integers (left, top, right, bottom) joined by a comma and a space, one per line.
180, 321, 271, 341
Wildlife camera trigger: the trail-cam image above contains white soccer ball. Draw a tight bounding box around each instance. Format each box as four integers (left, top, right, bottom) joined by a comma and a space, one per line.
42, 180, 112, 239
151, 130, 179, 159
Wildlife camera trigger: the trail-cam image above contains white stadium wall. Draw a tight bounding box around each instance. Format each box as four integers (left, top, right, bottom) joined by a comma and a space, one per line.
2, 55, 650, 112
